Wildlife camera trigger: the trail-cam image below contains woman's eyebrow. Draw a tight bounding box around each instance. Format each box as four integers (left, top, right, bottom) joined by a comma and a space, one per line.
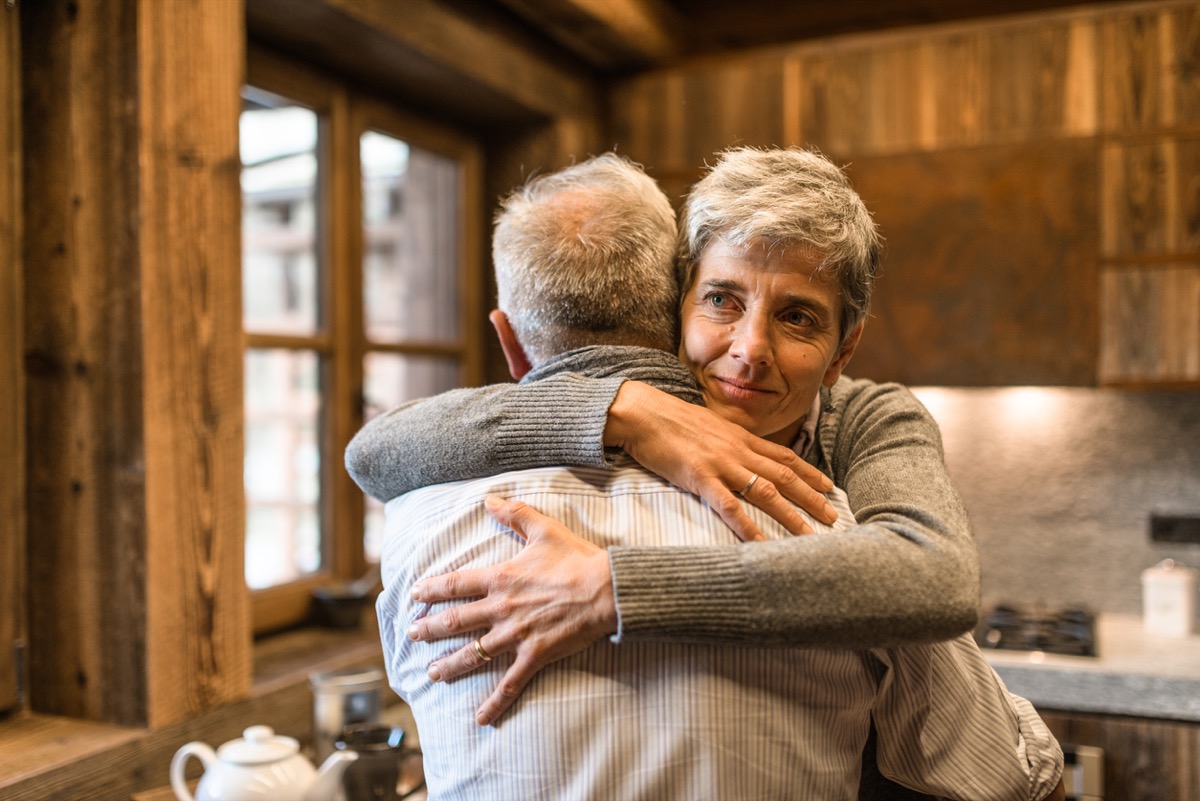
696, 277, 742, 292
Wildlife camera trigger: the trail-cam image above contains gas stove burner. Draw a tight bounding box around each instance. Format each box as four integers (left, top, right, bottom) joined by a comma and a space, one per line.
977, 603, 1097, 657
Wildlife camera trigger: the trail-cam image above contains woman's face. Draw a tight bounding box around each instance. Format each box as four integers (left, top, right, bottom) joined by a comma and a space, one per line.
680, 239, 862, 445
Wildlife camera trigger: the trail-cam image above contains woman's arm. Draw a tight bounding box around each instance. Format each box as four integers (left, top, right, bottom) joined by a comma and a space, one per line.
346, 369, 836, 538
408, 379, 981, 722
344, 375, 624, 502
609, 378, 979, 646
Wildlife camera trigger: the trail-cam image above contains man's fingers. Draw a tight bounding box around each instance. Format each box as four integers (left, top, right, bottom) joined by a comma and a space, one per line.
408, 599, 490, 641
486, 494, 555, 543
475, 656, 540, 726
426, 632, 508, 683
411, 566, 491, 603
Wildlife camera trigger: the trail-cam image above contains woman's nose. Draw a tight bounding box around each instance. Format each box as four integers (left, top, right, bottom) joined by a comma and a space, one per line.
728, 316, 772, 366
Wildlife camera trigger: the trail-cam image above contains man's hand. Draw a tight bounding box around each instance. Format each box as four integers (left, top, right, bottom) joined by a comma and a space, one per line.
407, 496, 617, 726
605, 381, 837, 541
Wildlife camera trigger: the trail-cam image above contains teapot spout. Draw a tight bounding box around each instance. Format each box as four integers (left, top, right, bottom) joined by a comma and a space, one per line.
305, 750, 358, 801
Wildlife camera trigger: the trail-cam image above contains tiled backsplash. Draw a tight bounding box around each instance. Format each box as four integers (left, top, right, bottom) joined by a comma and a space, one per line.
910, 387, 1200, 615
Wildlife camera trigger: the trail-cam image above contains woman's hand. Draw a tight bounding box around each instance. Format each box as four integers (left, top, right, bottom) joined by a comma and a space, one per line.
407, 495, 617, 725
605, 381, 837, 541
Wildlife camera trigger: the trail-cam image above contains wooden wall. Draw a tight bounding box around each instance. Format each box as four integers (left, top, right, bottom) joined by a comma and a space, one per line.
1, 0, 23, 717
21, 0, 249, 728
610, 0, 1200, 387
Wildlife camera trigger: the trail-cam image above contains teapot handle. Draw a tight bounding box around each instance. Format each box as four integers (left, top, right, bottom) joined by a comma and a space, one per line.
170, 742, 217, 801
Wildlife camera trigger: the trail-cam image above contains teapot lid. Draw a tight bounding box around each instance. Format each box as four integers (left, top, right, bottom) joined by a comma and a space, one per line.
217, 726, 301, 765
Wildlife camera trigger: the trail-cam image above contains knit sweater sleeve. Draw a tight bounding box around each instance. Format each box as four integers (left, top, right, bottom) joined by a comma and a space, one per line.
609, 378, 981, 649
344, 374, 624, 501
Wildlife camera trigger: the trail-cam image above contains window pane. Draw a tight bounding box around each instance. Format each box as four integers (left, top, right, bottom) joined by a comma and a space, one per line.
245, 349, 322, 588
361, 353, 462, 561
241, 88, 320, 335
362, 132, 460, 345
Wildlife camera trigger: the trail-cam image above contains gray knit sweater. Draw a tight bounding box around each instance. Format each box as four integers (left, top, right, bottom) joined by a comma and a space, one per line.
345, 344, 980, 648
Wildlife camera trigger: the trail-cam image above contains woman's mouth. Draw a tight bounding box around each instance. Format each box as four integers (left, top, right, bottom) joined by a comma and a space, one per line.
710, 376, 774, 402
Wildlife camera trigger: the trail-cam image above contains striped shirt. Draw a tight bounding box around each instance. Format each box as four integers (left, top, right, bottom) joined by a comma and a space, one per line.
378, 461, 1061, 801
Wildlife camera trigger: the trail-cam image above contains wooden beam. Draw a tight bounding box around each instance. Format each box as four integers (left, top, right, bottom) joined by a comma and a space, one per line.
495, 0, 684, 70
137, 0, 251, 728
247, 0, 601, 127
21, 0, 249, 728
0, 0, 23, 717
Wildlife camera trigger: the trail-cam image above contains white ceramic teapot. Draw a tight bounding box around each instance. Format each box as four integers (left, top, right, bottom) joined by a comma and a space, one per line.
170, 724, 358, 801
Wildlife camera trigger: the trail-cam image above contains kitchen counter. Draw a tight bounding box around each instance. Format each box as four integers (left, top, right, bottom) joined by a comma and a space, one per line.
983, 613, 1200, 722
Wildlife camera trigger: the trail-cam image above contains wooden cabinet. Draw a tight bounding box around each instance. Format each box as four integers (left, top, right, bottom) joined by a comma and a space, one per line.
1041, 710, 1200, 801
609, 0, 1200, 387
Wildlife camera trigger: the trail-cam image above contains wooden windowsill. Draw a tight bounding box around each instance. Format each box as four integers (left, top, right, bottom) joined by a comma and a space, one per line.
0, 624, 396, 801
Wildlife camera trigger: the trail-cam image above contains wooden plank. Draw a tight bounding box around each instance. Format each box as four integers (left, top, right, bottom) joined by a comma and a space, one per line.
22, 0, 150, 725
246, 0, 599, 127
1100, 264, 1200, 383
495, 0, 683, 70
1100, 5, 1167, 132
0, 0, 23, 717
1164, 3, 1200, 128
23, 0, 251, 728
1100, 137, 1190, 258
137, 0, 251, 727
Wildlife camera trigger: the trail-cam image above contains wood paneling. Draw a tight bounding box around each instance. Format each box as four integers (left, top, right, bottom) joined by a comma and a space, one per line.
0, 0, 23, 717
1042, 710, 1200, 801
21, 0, 249, 728
609, 0, 1198, 387
844, 141, 1100, 386
1100, 264, 1200, 383
138, 0, 249, 728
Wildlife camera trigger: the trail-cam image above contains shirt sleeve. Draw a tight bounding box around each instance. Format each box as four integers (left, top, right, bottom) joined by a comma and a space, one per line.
868, 637, 1064, 801
344, 374, 624, 501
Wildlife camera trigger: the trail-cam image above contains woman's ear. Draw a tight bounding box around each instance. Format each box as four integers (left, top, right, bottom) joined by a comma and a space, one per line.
823, 322, 864, 387
490, 309, 532, 380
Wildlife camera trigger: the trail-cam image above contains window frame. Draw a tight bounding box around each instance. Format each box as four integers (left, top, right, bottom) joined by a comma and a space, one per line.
244, 47, 485, 632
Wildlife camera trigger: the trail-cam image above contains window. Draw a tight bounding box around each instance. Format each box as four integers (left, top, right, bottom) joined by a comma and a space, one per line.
240, 49, 483, 631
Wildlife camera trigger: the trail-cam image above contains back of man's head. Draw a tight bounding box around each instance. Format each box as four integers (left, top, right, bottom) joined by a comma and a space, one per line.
493, 153, 679, 366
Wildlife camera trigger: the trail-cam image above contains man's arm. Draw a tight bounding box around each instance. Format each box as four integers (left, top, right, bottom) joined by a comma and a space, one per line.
870, 636, 1066, 801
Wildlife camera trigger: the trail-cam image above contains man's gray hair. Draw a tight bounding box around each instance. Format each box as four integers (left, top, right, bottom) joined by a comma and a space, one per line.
494, 153, 679, 365
678, 147, 881, 340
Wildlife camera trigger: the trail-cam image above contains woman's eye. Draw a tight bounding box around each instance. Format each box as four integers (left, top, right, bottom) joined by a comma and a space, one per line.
706, 292, 729, 309
784, 310, 813, 326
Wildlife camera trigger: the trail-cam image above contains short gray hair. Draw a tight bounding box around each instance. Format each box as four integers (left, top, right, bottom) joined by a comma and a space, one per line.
678, 147, 881, 340
494, 153, 679, 365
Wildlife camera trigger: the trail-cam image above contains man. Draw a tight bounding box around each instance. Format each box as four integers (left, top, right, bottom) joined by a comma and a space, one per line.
365, 153, 1063, 800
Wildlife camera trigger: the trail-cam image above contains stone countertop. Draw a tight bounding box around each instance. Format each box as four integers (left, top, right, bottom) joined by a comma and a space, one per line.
983, 613, 1200, 723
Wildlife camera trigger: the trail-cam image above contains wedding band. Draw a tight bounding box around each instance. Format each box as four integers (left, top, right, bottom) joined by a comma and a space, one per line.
739, 473, 760, 497
474, 638, 493, 663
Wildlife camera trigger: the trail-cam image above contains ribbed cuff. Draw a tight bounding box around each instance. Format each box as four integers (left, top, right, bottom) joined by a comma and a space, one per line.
608, 545, 756, 644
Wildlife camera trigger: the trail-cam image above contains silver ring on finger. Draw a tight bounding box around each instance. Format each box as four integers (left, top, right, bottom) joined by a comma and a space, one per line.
474, 637, 494, 663
738, 473, 760, 497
